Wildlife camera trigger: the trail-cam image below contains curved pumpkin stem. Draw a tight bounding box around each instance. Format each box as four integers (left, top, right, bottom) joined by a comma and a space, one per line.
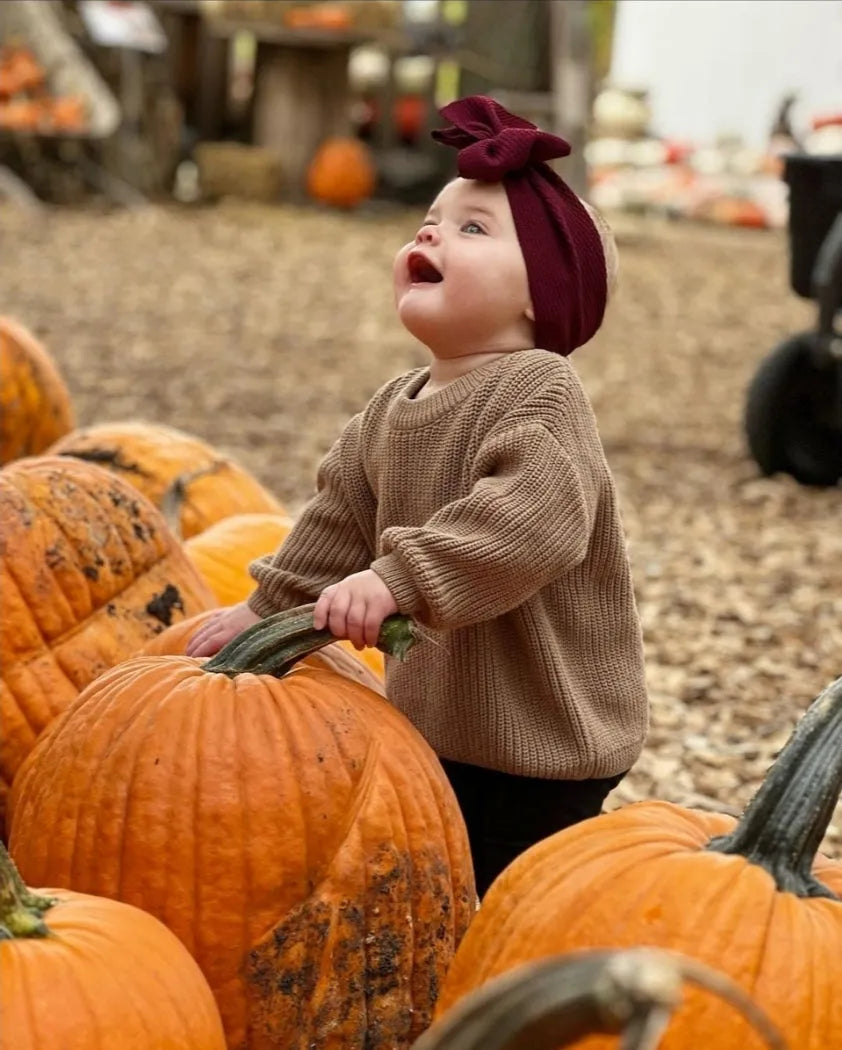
0, 843, 55, 939
159, 461, 226, 539
708, 675, 842, 899
410, 948, 784, 1050
204, 603, 420, 679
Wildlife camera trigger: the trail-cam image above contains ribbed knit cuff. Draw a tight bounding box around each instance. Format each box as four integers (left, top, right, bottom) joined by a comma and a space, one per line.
246, 586, 280, 618
370, 553, 425, 617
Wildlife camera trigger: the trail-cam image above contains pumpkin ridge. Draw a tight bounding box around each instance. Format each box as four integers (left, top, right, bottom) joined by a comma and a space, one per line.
51, 665, 187, 898
188, 671, 207, 960
745, 867, 781, 1005
85, 671, 159, 899
301, 728, 380, 908
1, 569, 76, 734
243, 672, 384, 930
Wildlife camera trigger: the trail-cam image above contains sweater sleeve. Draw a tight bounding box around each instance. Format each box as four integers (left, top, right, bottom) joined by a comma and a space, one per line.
370, 422, 600, 630
247, 415, 375, 617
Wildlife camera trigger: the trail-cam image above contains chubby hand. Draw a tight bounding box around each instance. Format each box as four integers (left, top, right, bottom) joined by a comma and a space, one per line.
185, 600, 261, 658
313, 569, 398, 650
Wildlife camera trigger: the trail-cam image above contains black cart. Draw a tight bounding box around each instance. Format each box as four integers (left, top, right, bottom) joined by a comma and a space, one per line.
744, 154, 842, 486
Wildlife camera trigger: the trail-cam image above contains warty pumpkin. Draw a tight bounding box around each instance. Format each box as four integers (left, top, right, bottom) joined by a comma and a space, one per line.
48, 420, 284, 539
0, 839, 226, 1050
9, 606, 476, 1050
307, 136, 376, 209
140, 606, 385, 694
435, 676, 842, 1049
0, 455, 216, 829
0, 316, 74, 464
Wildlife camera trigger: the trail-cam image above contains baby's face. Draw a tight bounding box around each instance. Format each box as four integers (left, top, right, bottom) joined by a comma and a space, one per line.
393, 178, 533, 358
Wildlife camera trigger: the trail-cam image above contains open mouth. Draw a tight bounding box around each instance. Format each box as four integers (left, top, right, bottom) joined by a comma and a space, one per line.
407, 251, 443, 284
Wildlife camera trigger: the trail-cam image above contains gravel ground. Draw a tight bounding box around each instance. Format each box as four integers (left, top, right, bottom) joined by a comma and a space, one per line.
4, 198, 841, 855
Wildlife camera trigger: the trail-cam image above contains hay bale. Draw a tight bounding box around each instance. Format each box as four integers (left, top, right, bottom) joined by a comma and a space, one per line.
195, 142, 283, 202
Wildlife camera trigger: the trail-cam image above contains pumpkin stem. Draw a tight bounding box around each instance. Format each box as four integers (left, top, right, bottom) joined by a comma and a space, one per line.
409, 948, 784, 1050
707, 675, 842, 899
0, 843, 55, 939
203, 603, 420, 678
159, 461, 226, 539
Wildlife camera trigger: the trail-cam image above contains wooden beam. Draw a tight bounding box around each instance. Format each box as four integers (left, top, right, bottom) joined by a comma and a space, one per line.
549, 0, 592, 197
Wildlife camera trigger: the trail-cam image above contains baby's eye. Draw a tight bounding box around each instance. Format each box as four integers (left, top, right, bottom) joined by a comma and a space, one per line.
461, 220, 486, 235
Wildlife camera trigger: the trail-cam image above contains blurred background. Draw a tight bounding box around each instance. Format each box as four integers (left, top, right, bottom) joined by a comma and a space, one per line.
2, 0, 841, 848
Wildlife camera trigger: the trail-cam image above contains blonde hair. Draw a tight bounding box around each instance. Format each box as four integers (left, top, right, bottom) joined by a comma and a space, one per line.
581, 199, 619, 301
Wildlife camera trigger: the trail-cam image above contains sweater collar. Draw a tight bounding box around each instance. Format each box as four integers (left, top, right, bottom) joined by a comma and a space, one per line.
388, 356, 512, 429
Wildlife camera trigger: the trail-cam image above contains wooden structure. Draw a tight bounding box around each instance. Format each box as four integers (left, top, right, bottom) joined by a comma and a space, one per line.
154, 0, 228, 142
205, 18, 370, 196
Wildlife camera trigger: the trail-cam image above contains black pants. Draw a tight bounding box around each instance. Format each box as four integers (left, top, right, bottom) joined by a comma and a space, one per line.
439, 758, 626, 898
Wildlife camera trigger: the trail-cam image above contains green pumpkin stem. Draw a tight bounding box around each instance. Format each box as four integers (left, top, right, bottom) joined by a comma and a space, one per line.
708, 675, 842, 899
0, 843, 55, 939
204, 603, 420, 679
409, 948, 784, 1050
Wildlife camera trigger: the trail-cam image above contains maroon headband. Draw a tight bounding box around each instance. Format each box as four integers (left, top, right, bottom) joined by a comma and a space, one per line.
432, 95, 607, 355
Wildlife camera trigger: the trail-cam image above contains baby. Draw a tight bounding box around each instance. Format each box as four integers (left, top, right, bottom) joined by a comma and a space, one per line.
188, 96, 648, 895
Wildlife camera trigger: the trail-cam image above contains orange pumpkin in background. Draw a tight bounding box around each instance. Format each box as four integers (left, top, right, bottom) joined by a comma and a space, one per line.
307, 137, 376, 209
184, 511, 294, 604
0, 317, 74, 465
0, 840, 226, 1050
0, 455, 216, 827
10, 608, 475, 1050
49, 420, 284, 539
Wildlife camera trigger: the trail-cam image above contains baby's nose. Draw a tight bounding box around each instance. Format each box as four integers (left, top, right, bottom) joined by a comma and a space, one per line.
416, 224, 439, 244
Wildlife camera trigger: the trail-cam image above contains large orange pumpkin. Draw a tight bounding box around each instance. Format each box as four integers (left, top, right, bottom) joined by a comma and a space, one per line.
0, 316, 74, 464
415, 948, 783, 1050
141, 607, 385, 693
307, 137, 376, 208
0, 456, 216, 827
9, 607, 476, 1050
1, 840, 226, 1050
184, 511, 294, 604
48, 420, 284, 539
435, 676, 842, 1049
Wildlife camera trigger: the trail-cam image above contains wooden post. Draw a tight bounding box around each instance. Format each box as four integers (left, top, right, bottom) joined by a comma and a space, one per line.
195, 23, 229, 141
252, 42, 353, 198
549, 0, 592, 198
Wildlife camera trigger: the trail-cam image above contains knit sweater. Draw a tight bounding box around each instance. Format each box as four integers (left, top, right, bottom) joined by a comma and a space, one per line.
249, 348, 648, 779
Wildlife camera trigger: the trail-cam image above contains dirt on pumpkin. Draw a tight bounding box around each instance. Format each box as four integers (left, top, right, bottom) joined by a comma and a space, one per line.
3, 198, 840, 856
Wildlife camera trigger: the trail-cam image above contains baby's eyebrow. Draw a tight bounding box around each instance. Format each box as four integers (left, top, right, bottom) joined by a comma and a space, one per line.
463, 204, 496, 219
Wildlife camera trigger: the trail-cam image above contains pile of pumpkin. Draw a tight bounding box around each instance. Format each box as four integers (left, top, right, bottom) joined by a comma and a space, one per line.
2, 314, 842, 1050
0, 43, 87, 135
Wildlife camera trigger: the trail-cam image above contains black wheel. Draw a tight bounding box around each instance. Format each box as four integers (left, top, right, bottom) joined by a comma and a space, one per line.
744, 331, 842, 487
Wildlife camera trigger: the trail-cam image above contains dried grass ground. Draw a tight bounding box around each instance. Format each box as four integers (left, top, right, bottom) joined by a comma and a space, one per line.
3, 199, 840, 853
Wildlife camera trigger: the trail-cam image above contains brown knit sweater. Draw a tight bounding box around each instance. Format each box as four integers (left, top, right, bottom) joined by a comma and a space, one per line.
249, 348, 648, 779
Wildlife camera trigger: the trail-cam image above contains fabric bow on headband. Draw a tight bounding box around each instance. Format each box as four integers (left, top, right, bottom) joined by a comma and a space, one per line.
432, 95, 572, 180
431, 95, 607, 356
